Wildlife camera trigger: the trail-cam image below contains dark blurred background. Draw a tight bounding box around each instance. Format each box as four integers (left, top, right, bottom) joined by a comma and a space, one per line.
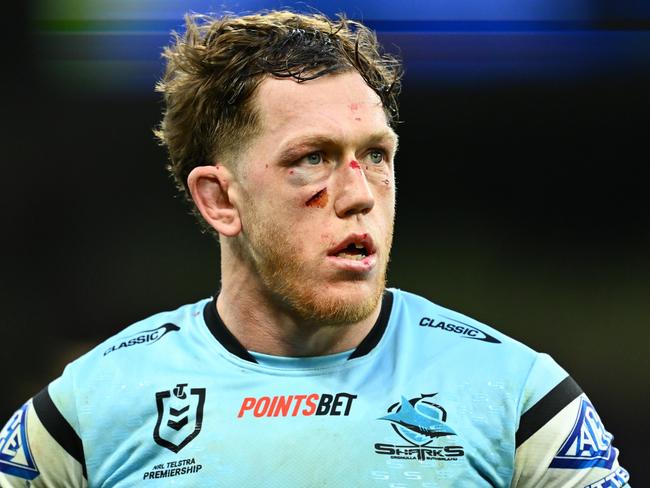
2, 0, 648, 482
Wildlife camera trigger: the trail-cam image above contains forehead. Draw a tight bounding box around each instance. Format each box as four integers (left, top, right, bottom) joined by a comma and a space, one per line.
252, 71, 391, 141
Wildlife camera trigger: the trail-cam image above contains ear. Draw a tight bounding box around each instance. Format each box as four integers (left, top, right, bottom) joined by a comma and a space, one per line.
187, 165, 241, 237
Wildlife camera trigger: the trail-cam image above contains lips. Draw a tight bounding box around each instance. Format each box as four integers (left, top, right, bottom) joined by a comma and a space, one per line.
327, 233, 376, 261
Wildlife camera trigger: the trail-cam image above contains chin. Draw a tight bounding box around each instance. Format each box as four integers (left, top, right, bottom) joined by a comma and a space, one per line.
274, 275, 386, 326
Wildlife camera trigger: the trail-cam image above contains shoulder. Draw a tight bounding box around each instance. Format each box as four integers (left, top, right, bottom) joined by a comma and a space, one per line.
47, 299, 211, 425
389, 288, 540, 362
0, 299, 210, 487
388, 288, 571, 411
388, 291, 630, 486
391, 288, 518, 344
70, 298, 209, 368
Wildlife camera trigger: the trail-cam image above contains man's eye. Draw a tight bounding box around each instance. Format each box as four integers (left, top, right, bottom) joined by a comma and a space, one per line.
304, 153, 323, 165
368, 150, 384, 164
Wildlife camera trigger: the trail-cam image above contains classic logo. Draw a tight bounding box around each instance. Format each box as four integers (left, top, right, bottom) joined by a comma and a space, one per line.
153, 384, 206, 453
550, 397, 616, 470
0, 403, 39, 480
104, 323, 180, 356
374, 393, 464, 461
419, 316, 501, 343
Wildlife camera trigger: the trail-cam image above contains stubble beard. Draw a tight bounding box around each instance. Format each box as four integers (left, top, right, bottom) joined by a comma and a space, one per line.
236, 205, 393, 327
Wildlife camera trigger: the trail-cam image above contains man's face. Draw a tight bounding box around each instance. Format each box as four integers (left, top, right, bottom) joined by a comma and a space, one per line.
232, 71, 397, 325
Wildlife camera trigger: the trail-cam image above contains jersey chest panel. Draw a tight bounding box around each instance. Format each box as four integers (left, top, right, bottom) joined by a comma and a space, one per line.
79, 354, 517, 488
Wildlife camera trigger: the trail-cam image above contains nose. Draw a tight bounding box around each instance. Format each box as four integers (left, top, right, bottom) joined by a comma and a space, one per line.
333, 160, 375, 218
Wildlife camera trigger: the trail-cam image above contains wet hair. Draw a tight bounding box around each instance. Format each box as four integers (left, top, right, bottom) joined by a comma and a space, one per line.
154, 10, 403, 213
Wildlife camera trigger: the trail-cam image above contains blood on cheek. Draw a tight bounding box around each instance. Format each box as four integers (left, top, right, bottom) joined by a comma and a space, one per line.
305, 188, 328, 208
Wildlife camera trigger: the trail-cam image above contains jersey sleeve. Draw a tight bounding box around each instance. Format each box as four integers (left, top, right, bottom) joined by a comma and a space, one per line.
512, 353, 630, 488
0, 385, 87, 488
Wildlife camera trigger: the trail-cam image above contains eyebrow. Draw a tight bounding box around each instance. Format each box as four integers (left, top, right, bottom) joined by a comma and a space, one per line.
368, 130, 399, 151
275, 130, 399, 165
275, 135, 338, 165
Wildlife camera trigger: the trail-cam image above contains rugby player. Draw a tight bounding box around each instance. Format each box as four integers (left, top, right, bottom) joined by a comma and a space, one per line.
0, 11, 630, 487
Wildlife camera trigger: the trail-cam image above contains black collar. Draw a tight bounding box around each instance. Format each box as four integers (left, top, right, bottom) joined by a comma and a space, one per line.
202, 290, 394, 363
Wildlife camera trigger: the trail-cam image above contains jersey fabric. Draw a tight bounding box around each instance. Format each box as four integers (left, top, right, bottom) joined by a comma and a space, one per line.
0, 289, 630, 487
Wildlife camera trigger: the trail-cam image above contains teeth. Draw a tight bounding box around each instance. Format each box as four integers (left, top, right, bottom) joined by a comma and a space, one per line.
337, 252, 365, 261
354, 243, 364, 249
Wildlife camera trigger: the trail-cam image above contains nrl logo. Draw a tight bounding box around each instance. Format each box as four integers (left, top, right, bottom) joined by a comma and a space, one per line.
153, 384, 206, 453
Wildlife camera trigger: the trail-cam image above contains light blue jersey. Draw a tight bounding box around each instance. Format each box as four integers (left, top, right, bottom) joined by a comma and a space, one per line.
1, 289, 630, 487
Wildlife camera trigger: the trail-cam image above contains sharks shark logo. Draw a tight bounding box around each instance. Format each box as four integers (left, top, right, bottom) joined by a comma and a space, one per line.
374, 394, 464, 461
381, 394, 455, 445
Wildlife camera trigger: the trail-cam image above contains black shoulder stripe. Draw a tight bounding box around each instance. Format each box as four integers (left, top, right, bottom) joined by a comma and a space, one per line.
32, 387, 87, 478
516, 375, 583, 447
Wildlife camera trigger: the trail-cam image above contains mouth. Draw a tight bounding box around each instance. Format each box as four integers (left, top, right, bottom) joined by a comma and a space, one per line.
327, 233, 376, 262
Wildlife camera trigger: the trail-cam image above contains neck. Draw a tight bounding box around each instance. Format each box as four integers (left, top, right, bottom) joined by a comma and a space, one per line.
216, 244, 382, 357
